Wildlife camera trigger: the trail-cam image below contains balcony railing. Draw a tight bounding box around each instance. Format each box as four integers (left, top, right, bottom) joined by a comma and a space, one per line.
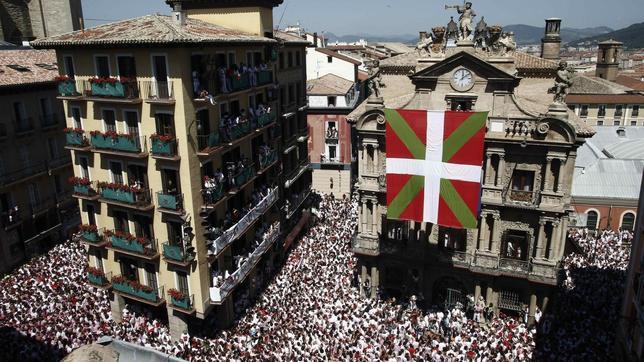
156, 192, 183, 212
87, 271, 112, 288
14, 117, 34, 135
325, 129, 339, 143
257, 111, 276, 128
202, 182, 226, 206
57, 79, 79, 97
231, 165, 256, 190
197, 132, 221, 153
85, 79, 140, 100
112, 277, 163, 304
109, 233, 158, 258
141, 80, 174, 103
91, 133, 146, 154
285, 188, 312, 219
257, 70, 273, 85
163, 242, 193, 264
207, 187, 278, 256
0, 161, 47, 185
65, 131, 90, 148
499, 258, 530, 274
80, 227, 105, 245
223, 122, 252, 143
169, 293, 194, 312
259, 150, 278, 170
150, 137, 178, 158
72, 182, 99, 199
210, 222, 280, 303
40, 113, 61, 129
99, 185, 152, 209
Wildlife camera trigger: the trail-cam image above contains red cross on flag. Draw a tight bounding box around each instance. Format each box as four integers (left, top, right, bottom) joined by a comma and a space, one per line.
385, 109, 487, 229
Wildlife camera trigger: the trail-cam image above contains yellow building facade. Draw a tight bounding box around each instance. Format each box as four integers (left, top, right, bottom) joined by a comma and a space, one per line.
33, 0, 311, 337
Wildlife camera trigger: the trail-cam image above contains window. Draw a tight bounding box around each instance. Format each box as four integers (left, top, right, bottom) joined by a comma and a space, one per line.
39, 98, 52, 118
117, 56, 137, 78
328, 145, 337, 161
71, 107, 82, 129
387, 220, 408, 240
449, 98, 473, 111
124, 111, 139, 136
586, 210, 599, 230
95, 250, 104, 271
79, 156, 90, 179
511, 170, 534, 192
288, 84, 295, 104
120, 258, 138, 281
631, 121, 638, 126
27, 183, 40, 207
598, 104, 606, 118
439, 227, 467, 251
327, 96, 337, 107
287, 52, 293, 68
109, 161, 123, 184
632, 105, 640, 118
134, 215, 153, 239
621, 212, 635, 232
613, 120, 621, 126
227, 52, 235, 68
615, 104, 624, 118
86, 204, 96, 226
102, 109, 116, 132
295, 51, 301, 66
145, 264, 158, 290
279, 52, 284, 70
13, 102, 26, 123
177, 271, 189, 296
502, 230, 528, 261
113, 210, 129, 233
580, 104, 589, 118
54, 175, 62, 194
94, 55, 110, 78
63, 56, 75, 79
167, 221, 183, 245
155, 113, 175, 136
48, 137, 60, 159
597, 120, 604, 126
327, 56, 333, 63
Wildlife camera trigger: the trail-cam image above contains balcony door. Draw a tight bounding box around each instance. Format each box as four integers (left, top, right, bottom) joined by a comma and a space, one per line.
124, 111, 139, 137
13, 102, 26, 126
113, 210, 129, 233
502, 230, 529, 261
40, 98, 52, 119
109, 161, 123, 184
127, 164, 147, 189
134, 215, 153, 240
167, 221, 183, 246
27, 184, 40, 208
102, 109, 116, 132
161, 169, 179, 195
152, 55, 169, 98
177, 271, 189, 297
144, 263, 158, 291
155, 113, 175, 137
120, 258, 138, 282
117, 56, 137, 79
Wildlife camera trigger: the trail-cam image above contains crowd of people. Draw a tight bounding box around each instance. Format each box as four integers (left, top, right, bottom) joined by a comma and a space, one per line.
0, 196, 634, 361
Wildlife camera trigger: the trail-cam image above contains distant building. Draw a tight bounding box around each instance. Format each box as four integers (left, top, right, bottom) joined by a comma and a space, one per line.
306, 47, 361, 81
0, 0, 83, 44
307, 74, 361, 197
571, 126, 644, 231
615, 170, 644, 361
0, 48, 76, 273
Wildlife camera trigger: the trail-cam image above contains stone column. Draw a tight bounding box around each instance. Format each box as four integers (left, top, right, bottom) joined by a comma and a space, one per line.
484, 153, 492, 185
555, 158, 566, 193
543, 157, 553, 191
528, 294, 537, 326
541, 296, 550, 314
370, 266, 379, 299
371, 200, 378, 236
491, 214, 502, 253
478, 212, 488, 250
536, 219, 546, 259
474, 284, 481, 301
110, 293, 126, 323
496, 155, 505, 186
374, 145, 379, 174
547, 221, 559, 260
360, 200, 366, 233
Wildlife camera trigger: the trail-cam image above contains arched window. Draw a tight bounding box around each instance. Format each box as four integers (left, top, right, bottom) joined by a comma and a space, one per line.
586, 210, 599, 230
621, 212, 636, 232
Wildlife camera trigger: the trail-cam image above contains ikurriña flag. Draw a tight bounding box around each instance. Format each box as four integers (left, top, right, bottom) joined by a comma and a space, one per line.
385, 109, 487, 229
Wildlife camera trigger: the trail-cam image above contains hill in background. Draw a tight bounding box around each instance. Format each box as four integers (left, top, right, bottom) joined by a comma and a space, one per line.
568, 22, 644, 48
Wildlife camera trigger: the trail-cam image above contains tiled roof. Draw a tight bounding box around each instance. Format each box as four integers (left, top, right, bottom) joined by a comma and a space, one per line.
0, 49, 57, 88
315, 48, 361, 65
31, 15, 275, 49
614, 75, 644, 91
307, 74, 354, 95
274, 31, 310, 45
569, 74, 632, 95
513, 52, 558, 72
566, 94, 644, 104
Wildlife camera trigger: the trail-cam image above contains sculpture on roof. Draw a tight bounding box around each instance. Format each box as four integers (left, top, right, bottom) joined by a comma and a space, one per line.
446, 17, 459, 41
473, 16, 488, 48
549, 61, 575, 104
446, 1, 476, 40
416, 27, 447, 56
366, 60, 385, 99
416, 32, 433, 55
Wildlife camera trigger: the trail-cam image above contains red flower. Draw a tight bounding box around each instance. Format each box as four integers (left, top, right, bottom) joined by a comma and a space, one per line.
168, 288, 187, 301
68, 176, 91, 186
151, 134, 174, 142
63, 127, 84, 134
79, 224, 98, 232
87, 266, 105, 277
55, 75, 71, 82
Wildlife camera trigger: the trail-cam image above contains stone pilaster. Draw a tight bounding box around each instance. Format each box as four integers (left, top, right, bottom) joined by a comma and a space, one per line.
168, 308, 190, 340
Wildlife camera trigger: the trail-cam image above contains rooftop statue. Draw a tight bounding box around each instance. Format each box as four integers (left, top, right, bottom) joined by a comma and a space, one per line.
473, 16, 488, 48
446, 1, 476, 40
550, 61, 575, 104
446, 16, 459, 41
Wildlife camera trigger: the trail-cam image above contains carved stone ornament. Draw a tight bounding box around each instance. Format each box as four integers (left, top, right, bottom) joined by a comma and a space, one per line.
376, 114, 386, 125
536, 122, 550, 135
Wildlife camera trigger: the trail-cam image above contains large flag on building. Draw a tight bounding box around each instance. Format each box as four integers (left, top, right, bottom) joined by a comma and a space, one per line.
385, 109, 487, 229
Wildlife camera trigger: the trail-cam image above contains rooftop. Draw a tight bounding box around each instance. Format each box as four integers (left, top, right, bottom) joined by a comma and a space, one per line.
576, 126, 644, 169
307, 73, 354, 95
568, 75, 633, 95
31, 14, 275, 49
571, 158, 644, 201
0, 49, 57, 88
274, 30, 310, 45
315, 48, 362, 65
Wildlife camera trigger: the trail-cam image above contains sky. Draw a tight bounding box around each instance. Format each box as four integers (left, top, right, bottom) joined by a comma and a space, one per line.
81, 0, 643, 35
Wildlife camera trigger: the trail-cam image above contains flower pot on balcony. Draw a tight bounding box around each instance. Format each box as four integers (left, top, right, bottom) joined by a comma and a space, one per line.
134, 288, 158, 302
74, 185, 90, 195
111, 235, 145, 253
91, 82, 125, 97
91, 134, 139, 153
87, 272, 106, 286
58, 80, 77, 96
81, 230, 99, 242
66, 132, 84, 146
113, 281, 135, 295
171, 296, 191, 310
163, 243, 184, 261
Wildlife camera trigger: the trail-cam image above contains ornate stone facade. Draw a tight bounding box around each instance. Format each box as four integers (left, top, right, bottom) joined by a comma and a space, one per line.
348, 21, 594, 322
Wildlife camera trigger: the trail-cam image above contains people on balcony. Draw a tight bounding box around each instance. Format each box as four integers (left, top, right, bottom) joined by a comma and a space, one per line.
326, 126, 338, 139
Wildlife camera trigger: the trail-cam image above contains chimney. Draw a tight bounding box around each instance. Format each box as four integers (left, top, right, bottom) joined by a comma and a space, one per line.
170, 1, 186, 26
313, 32, 318, 48
541, 18, 561, 60
595, 39, 623, 82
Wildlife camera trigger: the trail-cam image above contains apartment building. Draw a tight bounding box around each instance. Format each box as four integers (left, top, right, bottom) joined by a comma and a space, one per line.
32, 0, 311, 337
0, 48, 75, 273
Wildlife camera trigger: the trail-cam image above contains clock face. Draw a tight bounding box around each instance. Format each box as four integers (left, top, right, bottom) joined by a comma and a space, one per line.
451, 68, 474, 91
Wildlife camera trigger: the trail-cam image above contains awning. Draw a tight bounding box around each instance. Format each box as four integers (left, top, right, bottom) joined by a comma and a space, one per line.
283, 211, 311, 251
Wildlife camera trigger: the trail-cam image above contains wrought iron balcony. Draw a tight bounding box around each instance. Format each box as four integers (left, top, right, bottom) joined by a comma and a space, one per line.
91, 133, 147, 157
163, 242, 194, 266
111, 276, 164, 306
197, 132, 221, 155
79, 227, 107, 247
150, 137, 179, 160
84, 79, 141, 103
210, 222, 280, 304
206, 187, 278, 258
65, 130, 90, 150
169, 292, 194, 314
202, 183, 226, 207
285, 188, 312, 219
87, 270, 112, 288
71, 181, 99, 200
503, 189, 540, 208
98, 185, 153, 211
258, 150, 278, 172
257, 111, 276, 128
107, 232, 159, 259
229, 165, 256, 193
156, 192, 183, 214
57, 79, 79, 97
